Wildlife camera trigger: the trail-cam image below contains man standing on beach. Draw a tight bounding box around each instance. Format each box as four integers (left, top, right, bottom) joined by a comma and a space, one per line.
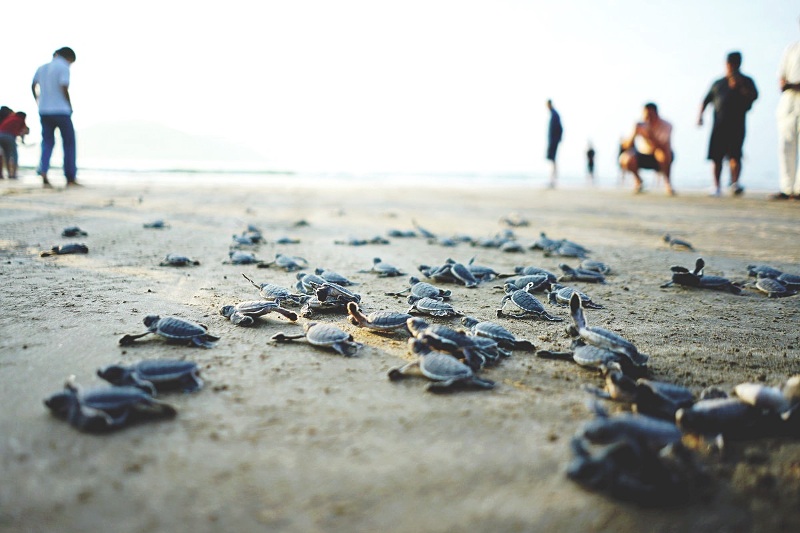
32, 47, 78, 188
698, 51, 758, 197
619, 103, 675, 196
546, 99, 563, 188
775, 18, 800, 200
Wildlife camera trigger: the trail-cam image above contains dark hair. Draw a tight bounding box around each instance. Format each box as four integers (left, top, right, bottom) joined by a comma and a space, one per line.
16, 112, 26, 119
727, 51, 742, 69
644, 102, 658, 113
55, 47, 76, 62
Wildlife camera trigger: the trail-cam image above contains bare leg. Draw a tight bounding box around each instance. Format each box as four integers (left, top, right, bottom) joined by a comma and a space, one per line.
710, 160, 722, 195
729, 158, 743, 195
619, 150, 643, 193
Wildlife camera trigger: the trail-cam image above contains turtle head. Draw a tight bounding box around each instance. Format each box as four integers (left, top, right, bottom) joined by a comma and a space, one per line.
220, 305, 236, 318
461, 316, 479, 328
406, 317, 428, 335
44, 390, 77, 419
409, 276, 420, 284
408, 337, 432, 356
143, 315, 161, 328
96, 364, 129, 386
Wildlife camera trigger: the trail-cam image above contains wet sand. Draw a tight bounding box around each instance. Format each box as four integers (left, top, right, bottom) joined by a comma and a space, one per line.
1, 177, 799, 532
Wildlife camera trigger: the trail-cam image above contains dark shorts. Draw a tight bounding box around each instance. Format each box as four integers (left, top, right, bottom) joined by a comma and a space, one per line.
707, 122, 745, 162
634, 150, 675, 171
546, 142, 560, 161
0, 133, 18, 163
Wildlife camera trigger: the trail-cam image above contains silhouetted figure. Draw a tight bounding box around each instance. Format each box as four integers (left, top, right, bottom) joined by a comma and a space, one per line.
586, 143, 596, 184
698, 51, 758, 197
775, 17, 800, 200
546, 99, 563, 188
619, 103, 674, 196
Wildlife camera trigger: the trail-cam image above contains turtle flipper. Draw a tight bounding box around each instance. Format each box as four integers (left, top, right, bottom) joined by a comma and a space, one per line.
272, 307, 299, 321
119, 332, 152, 345
536, 350, 575, 361
230, 312, 255, 327
271, 332, 306, 342
388, 361, 420, 380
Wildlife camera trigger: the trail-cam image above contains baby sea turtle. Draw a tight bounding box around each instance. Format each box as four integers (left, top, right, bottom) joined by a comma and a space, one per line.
558, 264, 606, 283
159, 253, 200, 267
498, 274, 552, 293
346, 302, 412, 334
548, 284, 604, 309
44, 377, 177, 433
497, 283, 562, 321
747, 277, 797, 298
412, 219, 437, 239
543, 241, 589, 259
97, 359, 203, 394
460, 316, 536, 352
536, 340, 643, 377
513, 265, 558, 282
407, 317, 502, 369
242, 273, 306, 306
220, 301, 298, 326
663, 234, 695, 250
295, 272, 328, 294
119, 315, 219, 348
271, 322, 363, 356
224, 250, 264, 265
568, 292, 648, 367
143, 219, 169, 229
777, 272, 800, 290
407, 297, 463, 317
661, 258, 741, 294
40, 243, 89, 257
259, 253, 308, 272
386, 276, 452, 304
61, 226, 88, 237
361, 257, 405, 277
675, 397, 772, 441
314, 267, 356, 286
579, 260, 612, 275
387, 339, 495, 393
747, 264, 783, 279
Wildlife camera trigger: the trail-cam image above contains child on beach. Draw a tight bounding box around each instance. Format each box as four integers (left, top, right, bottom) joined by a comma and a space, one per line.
0, 111, 30, 180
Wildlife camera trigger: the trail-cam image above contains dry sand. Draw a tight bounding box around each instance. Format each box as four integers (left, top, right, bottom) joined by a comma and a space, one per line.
1, 177, 799, 532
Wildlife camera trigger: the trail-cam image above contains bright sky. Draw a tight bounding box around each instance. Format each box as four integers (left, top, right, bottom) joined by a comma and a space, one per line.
4, 0, 799, 184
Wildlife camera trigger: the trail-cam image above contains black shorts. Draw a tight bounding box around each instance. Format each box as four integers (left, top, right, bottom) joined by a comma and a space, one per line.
708, 122, 745, 162
546, 142, 560, 161
634, 150, 675, 171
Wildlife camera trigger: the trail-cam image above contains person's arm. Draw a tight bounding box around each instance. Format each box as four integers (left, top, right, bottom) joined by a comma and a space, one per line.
698, 85, 714, 126
62, 85, 72, 111
31, 82, 39, 102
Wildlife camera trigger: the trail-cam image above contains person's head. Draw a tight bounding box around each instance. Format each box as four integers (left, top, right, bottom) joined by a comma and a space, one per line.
643, 102, 659, 122
726, 51, 742, 74
15, 112, 26, 120
54, 47, 76, 63
546, 99, 553, 110
0, 106, 12, 120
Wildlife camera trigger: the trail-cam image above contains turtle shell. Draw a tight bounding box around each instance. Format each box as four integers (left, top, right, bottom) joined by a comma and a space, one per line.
755, 277, 791, 297
147, 316, 208, 340
419, 351, 474, 381
303, 323, 352, 346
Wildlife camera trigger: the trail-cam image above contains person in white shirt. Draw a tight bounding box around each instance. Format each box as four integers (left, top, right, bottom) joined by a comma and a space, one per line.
619, 102, 675, 196
775, 18, 800, 200
31, 47, 77, 188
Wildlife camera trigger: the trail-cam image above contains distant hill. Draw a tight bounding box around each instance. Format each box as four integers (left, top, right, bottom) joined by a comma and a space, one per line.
77, 121, 270, 165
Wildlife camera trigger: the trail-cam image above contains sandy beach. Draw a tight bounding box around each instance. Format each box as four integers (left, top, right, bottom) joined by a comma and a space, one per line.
1, 175, 799, 532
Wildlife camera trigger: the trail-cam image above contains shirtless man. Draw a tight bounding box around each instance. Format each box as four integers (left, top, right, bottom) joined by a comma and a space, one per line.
619, 102, 674, 195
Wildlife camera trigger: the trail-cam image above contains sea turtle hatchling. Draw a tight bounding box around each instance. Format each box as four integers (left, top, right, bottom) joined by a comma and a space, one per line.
44, 376, 177, 433
747, 264, 783, 279
558, 264, 606, 283
346, 302, 412, 334
242, 273, 306, 306
40, 243, 89, 257
119, 315, 220, 348
143, 219, 169, 229
407, 317, 502, 370
387, 338, 495, 393
747, 277, 797, 298
360, 257, 405, 277
460, 316, 536, 352
663, 234, 695, 250
386, 276, 452, 304
661, 258, 742, 294
271, 322, 363, 356
536, 340, 645, 378
579, 260, 612, 275
224, 250, 264, 265
97, 359, 203, 394
497, 274, 552, 293
220, 301, 298, 326
159, 253, 200, 267
61, 226, 88, 237
497, 283, 563, 321
314, 267, 356, 286
407, 297, 463, 318
548, 284, 604, 309
259, 253, 309, 272
567, 292, 648, 367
